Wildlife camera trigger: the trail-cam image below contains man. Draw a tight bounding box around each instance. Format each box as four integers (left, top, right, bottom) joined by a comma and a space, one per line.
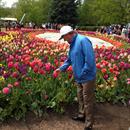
53, 25, 96, 130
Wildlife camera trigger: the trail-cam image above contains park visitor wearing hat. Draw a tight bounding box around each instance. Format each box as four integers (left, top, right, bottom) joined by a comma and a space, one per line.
53, 25, 96, 130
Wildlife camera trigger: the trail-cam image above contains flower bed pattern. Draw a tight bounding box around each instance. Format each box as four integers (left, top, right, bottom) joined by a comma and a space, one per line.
0, 30, 130, 121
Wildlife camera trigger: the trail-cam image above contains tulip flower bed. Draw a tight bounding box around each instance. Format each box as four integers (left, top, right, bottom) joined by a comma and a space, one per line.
0, 30, 130, 121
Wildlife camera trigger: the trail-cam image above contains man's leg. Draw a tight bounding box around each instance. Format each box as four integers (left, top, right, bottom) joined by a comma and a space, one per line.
72, 83, 85, 121
77, 83, 84, 116
82, 79, 96, 128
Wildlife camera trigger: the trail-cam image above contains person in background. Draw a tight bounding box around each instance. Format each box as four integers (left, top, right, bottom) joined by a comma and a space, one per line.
53, 26, 96, 130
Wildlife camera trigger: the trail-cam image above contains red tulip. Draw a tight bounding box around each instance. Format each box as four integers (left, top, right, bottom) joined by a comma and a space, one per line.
53, 71, 59, 78
109, 68, 114, 73
67, 66, 72, 72
39, 69, 46, 75
12, 72, 19, 78
101, 68, 107, 73
33, 66, 39, 73
8, 62, 14, 68
96, 63, 101, 69
30, 61, 36, 68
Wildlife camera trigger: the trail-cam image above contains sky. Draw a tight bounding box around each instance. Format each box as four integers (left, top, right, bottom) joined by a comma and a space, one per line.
1, 0, 84, 8
1, 0, 18, 8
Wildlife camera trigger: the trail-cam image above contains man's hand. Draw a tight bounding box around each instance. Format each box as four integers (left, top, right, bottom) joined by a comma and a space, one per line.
53, 68, 61, 78
54, 68, 61, 73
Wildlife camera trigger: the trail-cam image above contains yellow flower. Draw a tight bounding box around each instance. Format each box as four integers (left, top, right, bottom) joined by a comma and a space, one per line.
0, 76, 5, 82
0, 64, 2, 67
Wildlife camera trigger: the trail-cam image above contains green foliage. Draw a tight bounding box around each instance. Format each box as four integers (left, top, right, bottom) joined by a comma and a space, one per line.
0, 7, 13, 17
78, 0, 130, 25
49, 0, 79, 25
12, 0, 50, 25
1, 0, 130, 26
0, 70, 76, 120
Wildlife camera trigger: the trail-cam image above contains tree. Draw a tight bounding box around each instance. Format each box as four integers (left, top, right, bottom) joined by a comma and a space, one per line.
78, 0, 95, 25
49, 0, 79, 25
13, 0, 50, 25
78, 0, 130, 26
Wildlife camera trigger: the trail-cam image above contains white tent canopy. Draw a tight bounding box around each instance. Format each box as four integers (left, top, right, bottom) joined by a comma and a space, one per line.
0, 17, 17, 21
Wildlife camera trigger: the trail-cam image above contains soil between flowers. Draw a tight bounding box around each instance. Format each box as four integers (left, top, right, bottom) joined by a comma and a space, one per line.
0, 103, 130, 130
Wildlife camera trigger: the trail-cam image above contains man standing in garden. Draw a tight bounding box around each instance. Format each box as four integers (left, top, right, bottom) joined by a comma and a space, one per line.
53, 25, 96, 130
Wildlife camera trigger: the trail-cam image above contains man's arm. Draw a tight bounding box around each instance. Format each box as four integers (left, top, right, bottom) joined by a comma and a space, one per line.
53, 57, 71, 75
59, 57, 71, 71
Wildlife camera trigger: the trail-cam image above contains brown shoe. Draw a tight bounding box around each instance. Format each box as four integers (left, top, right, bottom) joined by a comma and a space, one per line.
72, 115, 85, 122
84, 126, 92, 130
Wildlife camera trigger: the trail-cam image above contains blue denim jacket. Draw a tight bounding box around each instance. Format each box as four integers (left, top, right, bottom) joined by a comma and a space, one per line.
59, 34, 96, 83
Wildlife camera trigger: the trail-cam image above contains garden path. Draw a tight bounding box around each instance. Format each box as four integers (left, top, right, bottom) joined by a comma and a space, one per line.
36, 32, 113, 48
0, 103, 130, 130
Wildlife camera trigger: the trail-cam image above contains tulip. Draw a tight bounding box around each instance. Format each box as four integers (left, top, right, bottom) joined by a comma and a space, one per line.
45, 63, 51, 71
96, 63, 101, 69
53, 71, 59, 78
14, 81, 20, 87
8, 62, 14, 69
12, 72, 19, 78
39, 69, 46, 75
101, 68, 107, 73
7, 84, 13, 88
33, 66, 38, 73
103, 74, 109, 80
67, 66, 72, 72
13, 62, 19, 70
25, 77, 32, 81
2, 87, 11, 94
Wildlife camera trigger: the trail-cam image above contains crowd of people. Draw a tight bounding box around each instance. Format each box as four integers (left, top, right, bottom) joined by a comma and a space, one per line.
1, 20, 130, 41
97, 24, 130, 39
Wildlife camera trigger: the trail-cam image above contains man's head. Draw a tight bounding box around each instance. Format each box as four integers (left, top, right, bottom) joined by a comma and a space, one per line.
59, 25, 75, 43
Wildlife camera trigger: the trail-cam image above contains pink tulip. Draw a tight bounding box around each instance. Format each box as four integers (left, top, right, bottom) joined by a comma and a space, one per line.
2, 87, 11, 94
45, 63, 51, 71
127, 81, 130, 85
14, 81, 20, 87
113, 76, 117, 81
7, 84, 13, 88
14, 62, 19, 70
